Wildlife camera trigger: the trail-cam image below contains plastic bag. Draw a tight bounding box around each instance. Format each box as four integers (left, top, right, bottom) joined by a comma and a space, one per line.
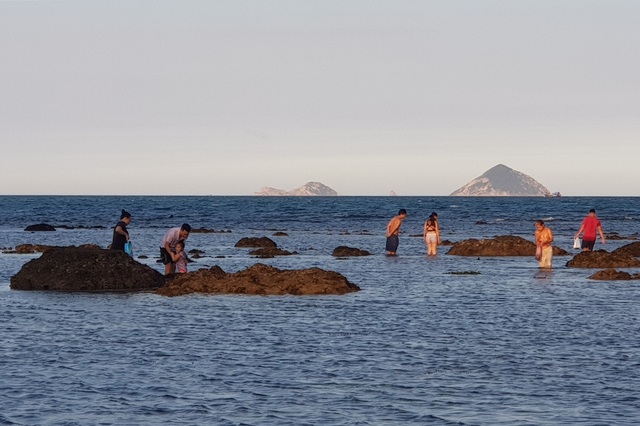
573, 237, 581, 249
124, 241, 133, 257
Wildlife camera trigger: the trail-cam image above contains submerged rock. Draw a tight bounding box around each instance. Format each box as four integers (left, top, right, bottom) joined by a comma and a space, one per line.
3, 243, 101, 254
235, 237, 278, 248
566, 250, 640, 269
446, 236, 569, 257
249, 247, 295, 258
156, 263, 360, 297
10, 247, 165, 292
190, 227, 231, 234
588, 269, 640, 280
331, 246, 371, 257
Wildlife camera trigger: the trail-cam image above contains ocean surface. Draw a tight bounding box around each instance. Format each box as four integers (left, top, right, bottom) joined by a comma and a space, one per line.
1, 196, 640, 425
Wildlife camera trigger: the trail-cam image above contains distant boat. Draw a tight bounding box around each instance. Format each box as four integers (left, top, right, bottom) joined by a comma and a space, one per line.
544, 192, 562, 198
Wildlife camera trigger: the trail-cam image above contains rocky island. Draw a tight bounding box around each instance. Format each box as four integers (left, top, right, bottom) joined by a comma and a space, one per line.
255, 181, 338, 196
450, 164, 554, 196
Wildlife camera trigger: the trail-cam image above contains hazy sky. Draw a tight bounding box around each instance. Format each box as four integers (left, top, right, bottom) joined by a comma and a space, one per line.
2, 0, 638, 195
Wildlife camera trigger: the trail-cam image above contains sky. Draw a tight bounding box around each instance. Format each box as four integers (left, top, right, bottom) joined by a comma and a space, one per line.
1, 0, 639, 196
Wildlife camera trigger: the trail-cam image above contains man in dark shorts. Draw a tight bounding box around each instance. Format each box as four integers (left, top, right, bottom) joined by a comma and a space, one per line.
575, 209, 605, 252
385, 209, 407, 255
160, 223, 191, 275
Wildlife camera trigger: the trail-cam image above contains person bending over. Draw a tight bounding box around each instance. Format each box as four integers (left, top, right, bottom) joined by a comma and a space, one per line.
385, 209, 407, 256
160, 223, 191, 275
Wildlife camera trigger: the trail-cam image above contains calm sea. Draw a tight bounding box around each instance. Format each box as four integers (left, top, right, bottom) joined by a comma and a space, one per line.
1, 196, 640, 425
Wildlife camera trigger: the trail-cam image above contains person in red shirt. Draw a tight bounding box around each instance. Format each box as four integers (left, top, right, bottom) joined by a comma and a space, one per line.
575, 209, 606, 252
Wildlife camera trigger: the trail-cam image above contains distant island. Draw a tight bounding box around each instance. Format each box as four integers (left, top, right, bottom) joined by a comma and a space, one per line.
450, 164, 555, 196
255, 182, 338, 196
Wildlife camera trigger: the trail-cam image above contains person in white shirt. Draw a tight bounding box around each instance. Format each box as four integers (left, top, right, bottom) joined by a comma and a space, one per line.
160, 223, 191, 275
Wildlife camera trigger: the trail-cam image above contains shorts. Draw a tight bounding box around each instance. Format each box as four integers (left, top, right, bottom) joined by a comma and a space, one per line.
582, 239, 596, 251
386, 235, 399, 253
538, 246, 553, 268
160, 247, 174, 265
425, 233, 438, 244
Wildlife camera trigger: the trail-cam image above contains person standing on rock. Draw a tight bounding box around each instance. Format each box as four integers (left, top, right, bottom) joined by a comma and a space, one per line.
111, 209, 131, 251
535, 220, 554, 268
423, 212, 441, 256
386, 209, 407, 256
160, 223, 191, 275
575, 209, 606, 252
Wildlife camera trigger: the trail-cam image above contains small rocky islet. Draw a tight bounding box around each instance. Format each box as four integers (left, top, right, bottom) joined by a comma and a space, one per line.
10, 246, 360, 295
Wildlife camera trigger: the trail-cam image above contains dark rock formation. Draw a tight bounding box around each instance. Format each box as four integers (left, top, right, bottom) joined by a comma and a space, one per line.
332, 246, 371, 257
3, 243, 101, 254
588, 269, 640, 280
273, 232, 289, 237
249, 247, 295, 258
188, 249, 205, 259
613, 242, 640, 258
235, 237, 278, 248
446, 236, 569, 257
156, 263, 360, 296
606, 233, 638, 241
10, 247, 165, 292
566, 250, 640, 269
24, 223, 56, 232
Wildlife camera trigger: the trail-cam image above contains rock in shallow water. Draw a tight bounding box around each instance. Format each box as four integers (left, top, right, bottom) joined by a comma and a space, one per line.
612, 242, 640, 258
331, 246, 371, 257
24, 223, 56, 232
235, 237, 278, 248
588, 269, 640, 280
157, 263, 360, 297
566, 250, 640, 269
10, 247, 165, 292
446, 235, 569, 257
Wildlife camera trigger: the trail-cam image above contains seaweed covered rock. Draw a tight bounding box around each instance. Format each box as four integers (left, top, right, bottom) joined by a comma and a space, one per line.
588, 269, 640, 280
10, 247, 165, 292
612, 242, 640, 258
332, 246, 371, 257
235, 237, 277, 248
157, 263, 360, 297
566, 250, 640, 269
446, 235, 569, 257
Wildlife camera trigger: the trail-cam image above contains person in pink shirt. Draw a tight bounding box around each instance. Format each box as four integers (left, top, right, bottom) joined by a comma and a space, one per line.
575, 209, 606, 252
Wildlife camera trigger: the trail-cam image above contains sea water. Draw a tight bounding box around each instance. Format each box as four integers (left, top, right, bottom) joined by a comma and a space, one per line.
1, 196, 640, 425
